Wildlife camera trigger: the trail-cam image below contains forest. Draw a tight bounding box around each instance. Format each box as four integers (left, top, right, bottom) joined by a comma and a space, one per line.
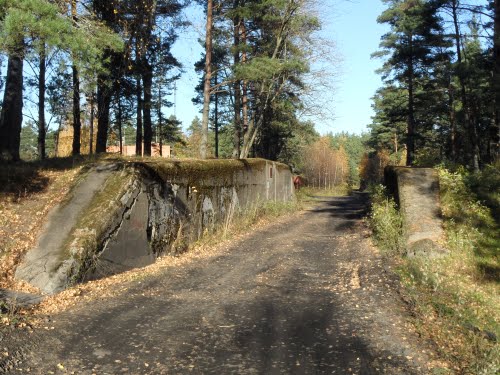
0, 0, 499, 186
367, 0, 499, 175
0, 2, 499, 372
0, 0, 330, 166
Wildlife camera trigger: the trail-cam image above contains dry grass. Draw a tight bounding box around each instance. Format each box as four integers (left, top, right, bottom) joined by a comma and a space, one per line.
298, 184, 351, 198
0, 157, 92, 290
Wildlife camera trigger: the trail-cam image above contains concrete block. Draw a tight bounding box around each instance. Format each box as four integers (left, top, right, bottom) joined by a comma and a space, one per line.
384, 166, 447, 257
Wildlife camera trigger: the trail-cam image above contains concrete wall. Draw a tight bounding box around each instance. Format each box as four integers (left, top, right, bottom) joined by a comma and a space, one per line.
384, 166, 447, 257
15, 159, 294, 294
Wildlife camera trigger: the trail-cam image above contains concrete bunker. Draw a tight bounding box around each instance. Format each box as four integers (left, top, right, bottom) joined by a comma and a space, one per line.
15, 159, 295, 294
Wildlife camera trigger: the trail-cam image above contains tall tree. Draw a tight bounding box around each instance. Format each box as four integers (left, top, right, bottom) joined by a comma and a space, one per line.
232, 0, 242, 158
71, 0, 82, 156
0, 53, 24, 161
92, 0, 121, 153
37, 45, 47, 159
492, 0, 500, 161
201, 0, 214, 159
375, 0, 449, 165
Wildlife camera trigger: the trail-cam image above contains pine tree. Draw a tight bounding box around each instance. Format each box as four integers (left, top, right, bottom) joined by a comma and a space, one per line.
201, 0, 214, 159
0, 0, 122, 160
375, 0, 450, 165
492, 0, 500, 161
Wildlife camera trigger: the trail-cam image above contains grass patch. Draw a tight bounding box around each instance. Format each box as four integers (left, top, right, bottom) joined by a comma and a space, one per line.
193, 198, 303, 250
367, 184, 406, 256
297, 184, 351, 198
369, 166, 499, 374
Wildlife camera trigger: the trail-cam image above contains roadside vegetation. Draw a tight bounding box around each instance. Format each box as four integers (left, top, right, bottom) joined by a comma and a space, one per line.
368, 165, 500, 374
296, 185, 351, 198
364, 1, 500, 370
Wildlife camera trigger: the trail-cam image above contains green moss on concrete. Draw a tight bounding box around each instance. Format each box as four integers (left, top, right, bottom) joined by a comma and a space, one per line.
58, 165, 137, 283
136, 158, 265, 182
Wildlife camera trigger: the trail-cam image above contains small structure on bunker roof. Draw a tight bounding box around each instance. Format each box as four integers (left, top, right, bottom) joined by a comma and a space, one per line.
106, 143, 171, 158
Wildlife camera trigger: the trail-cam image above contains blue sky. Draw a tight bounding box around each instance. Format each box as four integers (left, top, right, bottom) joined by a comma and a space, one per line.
322, 0, 389, 134
170, 0, 389, 135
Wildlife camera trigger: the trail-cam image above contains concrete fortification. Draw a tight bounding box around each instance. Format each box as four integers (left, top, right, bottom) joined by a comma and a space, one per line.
384, 166, 447, 257
15, 159, 294, 294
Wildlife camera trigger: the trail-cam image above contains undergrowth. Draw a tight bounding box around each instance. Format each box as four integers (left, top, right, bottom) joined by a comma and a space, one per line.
369, 166, 499, 374
368, 184, 406, 256
193, 198, 303, 249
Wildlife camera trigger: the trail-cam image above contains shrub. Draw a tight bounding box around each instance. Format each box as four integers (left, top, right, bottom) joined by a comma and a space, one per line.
368, 184, 406, 255
466, 162, 500, 222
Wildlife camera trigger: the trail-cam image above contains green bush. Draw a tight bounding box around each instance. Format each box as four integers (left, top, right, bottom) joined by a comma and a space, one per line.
368, 184, 406, 255
439, 167, 493, 225
467, 162, 500, 222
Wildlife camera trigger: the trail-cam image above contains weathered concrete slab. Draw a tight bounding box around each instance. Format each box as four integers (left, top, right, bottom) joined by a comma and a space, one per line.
384, 166, 447, 257
87, 189, 156, 280
15, 167, 115, 294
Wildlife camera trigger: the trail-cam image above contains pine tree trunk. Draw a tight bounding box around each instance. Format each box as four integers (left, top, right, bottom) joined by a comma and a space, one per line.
241, 21, 249, 147
93, 1, 116, 154
232, 9, 241, 159
201, 0, 213, 160
71, 0, 81, 156
72, 65, 81, 156
406, 34, 415, 166
0, 54, 24, 161
96, 73, 111, 153
117, 95, 123, 155
492, 0, 500, 162
38, 47, 46, 160
136, 77, 143, 156
142, 61, 153, 157
158, 85, 163, 157
89, 91, 94, 154
214, 72, 219, 158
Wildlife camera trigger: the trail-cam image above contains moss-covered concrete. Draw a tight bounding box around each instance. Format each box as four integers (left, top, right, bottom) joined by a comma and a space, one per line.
15, 158, 294, 294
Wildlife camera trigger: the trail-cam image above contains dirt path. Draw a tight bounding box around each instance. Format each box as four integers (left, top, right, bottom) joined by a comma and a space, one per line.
5, 194, 439, 374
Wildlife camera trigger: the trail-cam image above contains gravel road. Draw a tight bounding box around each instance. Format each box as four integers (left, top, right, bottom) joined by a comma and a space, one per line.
5, 194, 438, 374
